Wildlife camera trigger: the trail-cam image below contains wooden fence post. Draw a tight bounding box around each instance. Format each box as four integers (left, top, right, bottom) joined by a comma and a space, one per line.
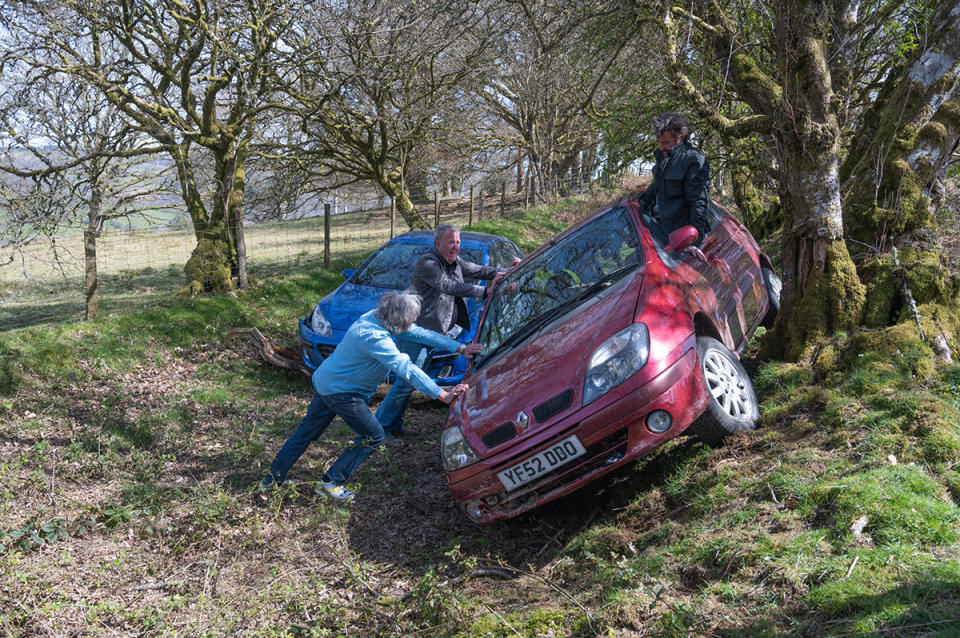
500, 183, 506, 217
434, 191, 440, 227
324, 202, 331, 268
469, 184, 474, 226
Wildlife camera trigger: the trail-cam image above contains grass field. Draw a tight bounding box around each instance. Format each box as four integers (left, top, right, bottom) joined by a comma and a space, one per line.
2, 187, 959, 636
0, 197, 508, 332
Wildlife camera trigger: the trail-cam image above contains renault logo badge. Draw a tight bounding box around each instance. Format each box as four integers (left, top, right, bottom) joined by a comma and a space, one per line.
516, 411, 529, 429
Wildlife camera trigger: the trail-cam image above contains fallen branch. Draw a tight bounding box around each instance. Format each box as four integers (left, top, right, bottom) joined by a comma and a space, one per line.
226, 327, 311, 377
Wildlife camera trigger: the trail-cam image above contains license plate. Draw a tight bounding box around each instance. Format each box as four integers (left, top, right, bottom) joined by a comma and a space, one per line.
497, 435, 587, 491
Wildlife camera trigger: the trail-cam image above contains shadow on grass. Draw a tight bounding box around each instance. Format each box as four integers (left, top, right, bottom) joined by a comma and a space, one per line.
331, 401, 710, 577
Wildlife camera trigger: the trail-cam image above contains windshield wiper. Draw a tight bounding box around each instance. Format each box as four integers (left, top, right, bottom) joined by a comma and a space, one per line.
475, 298, 578, 368
474, 264, 639, 368
569, 264, 638, 301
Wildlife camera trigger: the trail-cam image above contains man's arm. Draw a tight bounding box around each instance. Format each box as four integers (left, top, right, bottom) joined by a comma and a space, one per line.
458, 259, 501, 283
400, 324, 462, 351
683, 155, 711, 239
416, 256, 486, 298
365, 332, 445, 399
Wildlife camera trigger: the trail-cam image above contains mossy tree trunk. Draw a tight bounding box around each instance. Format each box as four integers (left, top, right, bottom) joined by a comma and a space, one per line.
768, 2, 865, 358
175, 138, 249, 294
838, 1, 960, 328
380, 170, 431, 230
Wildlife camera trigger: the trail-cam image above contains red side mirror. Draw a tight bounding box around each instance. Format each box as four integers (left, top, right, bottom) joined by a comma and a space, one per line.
664, 225, 698, 252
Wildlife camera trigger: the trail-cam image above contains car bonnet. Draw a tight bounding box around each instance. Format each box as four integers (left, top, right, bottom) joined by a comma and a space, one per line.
319, 282, 386, 331
456, 271, 642, 448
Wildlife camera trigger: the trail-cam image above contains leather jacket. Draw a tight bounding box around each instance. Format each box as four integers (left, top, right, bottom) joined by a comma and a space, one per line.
638, 140, 711, 241
412, 248, 501, 334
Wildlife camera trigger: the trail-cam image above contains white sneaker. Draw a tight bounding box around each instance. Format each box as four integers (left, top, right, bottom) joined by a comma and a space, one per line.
316, 480, 355, 502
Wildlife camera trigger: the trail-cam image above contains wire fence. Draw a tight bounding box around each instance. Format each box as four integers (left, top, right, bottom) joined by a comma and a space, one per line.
0, 179, 593, 332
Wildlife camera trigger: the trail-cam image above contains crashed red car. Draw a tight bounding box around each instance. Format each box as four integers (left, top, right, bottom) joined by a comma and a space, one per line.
440, 191, 781, 525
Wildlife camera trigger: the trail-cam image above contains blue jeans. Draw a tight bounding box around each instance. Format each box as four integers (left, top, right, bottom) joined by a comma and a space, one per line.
265, 391, 385, 486
375, 339, 434, 434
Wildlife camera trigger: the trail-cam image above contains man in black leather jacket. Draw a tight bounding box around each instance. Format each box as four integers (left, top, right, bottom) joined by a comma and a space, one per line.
637, 112, 711, 245
376, 224, 515, 436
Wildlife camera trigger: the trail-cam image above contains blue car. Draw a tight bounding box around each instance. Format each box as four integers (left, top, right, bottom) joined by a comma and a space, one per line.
298, 230, 523, 385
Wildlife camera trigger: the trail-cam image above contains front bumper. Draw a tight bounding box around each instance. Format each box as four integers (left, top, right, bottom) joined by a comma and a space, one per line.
446, 346, 709, 525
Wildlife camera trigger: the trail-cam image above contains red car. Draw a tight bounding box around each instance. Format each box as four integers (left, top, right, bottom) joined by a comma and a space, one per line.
440, 192, 781, 524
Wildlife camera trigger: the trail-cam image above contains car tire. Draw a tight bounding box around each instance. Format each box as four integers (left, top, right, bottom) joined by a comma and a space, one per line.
688, 336, 759, 446
761, 267, 781, 328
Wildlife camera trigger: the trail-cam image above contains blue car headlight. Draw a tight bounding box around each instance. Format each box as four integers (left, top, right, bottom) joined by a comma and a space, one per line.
310, 307, 332, 338
583, 323, 649, 405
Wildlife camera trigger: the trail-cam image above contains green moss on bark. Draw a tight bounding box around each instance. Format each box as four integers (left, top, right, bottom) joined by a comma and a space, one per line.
861, 257, 898, 327
784, 241, 866, 361
183, 235, 234, 295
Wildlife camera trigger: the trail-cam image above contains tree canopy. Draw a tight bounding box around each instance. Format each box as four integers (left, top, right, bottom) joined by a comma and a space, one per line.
0, 0, 958, 357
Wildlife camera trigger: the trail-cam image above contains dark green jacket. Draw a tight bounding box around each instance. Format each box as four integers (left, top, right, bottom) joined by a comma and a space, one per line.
638, 140, 711, 242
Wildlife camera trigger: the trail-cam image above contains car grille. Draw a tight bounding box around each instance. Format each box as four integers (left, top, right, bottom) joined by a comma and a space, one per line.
481, 422, 517, 449
315, 344, 336, 357
533, 388, 573, 423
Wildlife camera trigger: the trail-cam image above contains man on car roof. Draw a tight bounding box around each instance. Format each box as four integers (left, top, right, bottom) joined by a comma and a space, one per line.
636, 112, 711, 246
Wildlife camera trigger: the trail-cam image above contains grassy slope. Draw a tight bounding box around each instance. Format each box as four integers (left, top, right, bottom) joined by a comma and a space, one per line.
1, 188, 959, 637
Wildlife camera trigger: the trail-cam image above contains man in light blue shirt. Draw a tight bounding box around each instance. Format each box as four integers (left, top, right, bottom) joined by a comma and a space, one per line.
261, 292, 480, 502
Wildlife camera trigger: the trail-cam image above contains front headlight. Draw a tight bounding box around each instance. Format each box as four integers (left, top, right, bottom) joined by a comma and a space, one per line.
441, 426, 480, 471
310, 306, 332, 338
583, 323, 649, 405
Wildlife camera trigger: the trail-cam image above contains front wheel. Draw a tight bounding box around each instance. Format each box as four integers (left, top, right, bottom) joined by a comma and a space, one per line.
688, 336, 759, 446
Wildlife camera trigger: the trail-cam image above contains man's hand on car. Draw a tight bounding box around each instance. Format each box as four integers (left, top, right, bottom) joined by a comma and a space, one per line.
437, 383, 469, 404
458, 342, 483, 358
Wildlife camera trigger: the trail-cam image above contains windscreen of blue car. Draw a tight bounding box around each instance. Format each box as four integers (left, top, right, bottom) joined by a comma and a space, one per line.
352, 243, 484, 289
475, 207, 641, 364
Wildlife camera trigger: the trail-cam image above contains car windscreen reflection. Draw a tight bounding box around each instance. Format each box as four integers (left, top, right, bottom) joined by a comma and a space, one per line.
476, 207, 641, 366
352, 244, 483, 289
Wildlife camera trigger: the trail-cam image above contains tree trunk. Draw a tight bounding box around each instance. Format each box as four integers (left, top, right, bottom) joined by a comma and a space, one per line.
175, 143, 238, 294
767, 1, 865, 359
381, 170, 430, 230
515, 153, 525, 193
731, 164, 780, 241
83, 180, 103, 320
228, 141, 250, 290
83, 229, 98, 320
774, 151, 866, 360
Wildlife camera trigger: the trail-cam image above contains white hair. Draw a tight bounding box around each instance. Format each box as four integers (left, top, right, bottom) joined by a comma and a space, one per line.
434, 223, 460, 244
375, 292, 422, 334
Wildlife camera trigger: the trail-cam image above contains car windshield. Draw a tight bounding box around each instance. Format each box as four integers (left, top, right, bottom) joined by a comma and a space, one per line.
353, 242, 484, 289
476, 207, 641, 363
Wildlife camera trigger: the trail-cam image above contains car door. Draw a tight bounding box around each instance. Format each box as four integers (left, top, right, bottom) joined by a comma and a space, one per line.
699, 204, 763, 351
